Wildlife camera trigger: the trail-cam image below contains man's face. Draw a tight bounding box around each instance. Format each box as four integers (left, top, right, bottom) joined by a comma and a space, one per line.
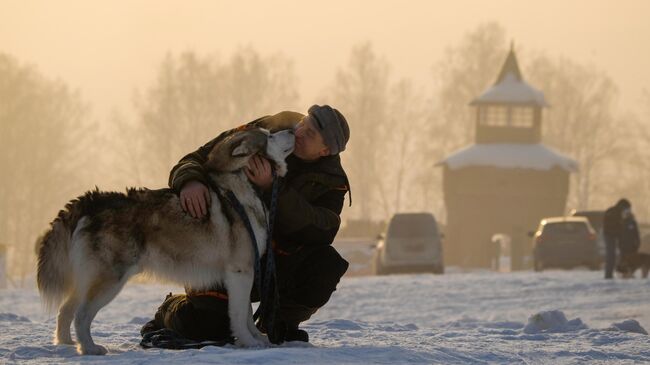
293, 115, 330, 161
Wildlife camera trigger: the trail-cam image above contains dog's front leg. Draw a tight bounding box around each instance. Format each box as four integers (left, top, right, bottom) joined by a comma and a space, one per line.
224, 270, 266, 347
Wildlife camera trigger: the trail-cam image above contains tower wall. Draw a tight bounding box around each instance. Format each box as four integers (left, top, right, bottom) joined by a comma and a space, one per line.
442, 165, 570, 269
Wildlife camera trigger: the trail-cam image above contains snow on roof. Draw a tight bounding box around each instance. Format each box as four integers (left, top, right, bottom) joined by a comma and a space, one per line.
470, 47, 548, 107
437, 143, 578, 172
470, 72, 548, 107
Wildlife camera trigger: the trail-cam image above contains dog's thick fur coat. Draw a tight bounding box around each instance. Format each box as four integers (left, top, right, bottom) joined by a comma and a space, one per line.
617, 252, 650, 278
36, 128, 294, 354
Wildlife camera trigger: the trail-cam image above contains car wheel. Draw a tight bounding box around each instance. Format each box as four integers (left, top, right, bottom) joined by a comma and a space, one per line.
534, 259, 543, 272
432, 265, 444, 275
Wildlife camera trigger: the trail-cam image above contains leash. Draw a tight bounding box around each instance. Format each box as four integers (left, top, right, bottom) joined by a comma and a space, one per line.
205, 169, 281, 343
217, 187, 263, 298
253, 169, 281, 343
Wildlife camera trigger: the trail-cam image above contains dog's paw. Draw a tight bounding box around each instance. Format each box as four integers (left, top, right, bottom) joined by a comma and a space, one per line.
253, 332, 271, 345
78, 343, 108, 355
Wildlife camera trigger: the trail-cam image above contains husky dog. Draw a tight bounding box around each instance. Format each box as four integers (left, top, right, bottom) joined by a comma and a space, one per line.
36, 127, 294, 355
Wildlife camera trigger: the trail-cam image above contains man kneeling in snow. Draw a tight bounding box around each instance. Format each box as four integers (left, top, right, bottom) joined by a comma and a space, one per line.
141, 105, 351, 345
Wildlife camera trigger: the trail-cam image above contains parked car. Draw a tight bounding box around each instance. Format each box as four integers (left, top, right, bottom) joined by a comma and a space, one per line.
570, 209, 606, 260
530, 216, 601, 271
373, 213, 444, 275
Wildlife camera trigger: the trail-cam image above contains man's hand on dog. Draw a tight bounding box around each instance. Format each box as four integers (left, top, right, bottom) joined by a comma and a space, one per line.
180, 155, 271, 219
180, 181, 211, 219
245, 155, 273, 191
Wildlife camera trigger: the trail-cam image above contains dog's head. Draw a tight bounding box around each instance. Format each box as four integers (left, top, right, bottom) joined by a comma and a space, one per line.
263, 128, 295, 176
205, 127, 295, 176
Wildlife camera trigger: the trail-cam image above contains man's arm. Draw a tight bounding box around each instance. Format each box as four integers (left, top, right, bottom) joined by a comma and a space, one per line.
274, 186, 346, 247
168, 127, 247, 218
169, 112, 303, 219
168, 129, 239, 192
168, 113, 291, 191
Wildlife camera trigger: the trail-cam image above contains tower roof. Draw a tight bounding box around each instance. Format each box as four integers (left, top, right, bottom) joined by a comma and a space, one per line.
437, 144, 578, 172
494, 44, 523, 84
470, 44, 548, 107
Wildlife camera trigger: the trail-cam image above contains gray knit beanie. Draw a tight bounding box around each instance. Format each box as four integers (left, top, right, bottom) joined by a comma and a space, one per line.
308, 104, 350, 155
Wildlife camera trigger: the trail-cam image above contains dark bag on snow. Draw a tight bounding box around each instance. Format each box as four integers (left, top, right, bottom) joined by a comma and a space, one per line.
140, 328, 233, 350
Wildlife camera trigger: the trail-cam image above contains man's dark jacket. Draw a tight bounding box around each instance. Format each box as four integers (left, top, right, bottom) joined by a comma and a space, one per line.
168, 110, 350, 255
603, 206, 623, 238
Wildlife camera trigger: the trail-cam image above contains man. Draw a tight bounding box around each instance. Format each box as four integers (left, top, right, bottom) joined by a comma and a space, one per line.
141, 105, 351, 344
603, 198, 631, 279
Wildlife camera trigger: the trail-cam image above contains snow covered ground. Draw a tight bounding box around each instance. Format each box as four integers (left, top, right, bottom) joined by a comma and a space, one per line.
1, 270, 649, 364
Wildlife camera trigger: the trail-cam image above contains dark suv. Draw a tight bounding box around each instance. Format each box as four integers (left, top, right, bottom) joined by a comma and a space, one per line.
570, 210, 606, 260
531, 217, 601, 271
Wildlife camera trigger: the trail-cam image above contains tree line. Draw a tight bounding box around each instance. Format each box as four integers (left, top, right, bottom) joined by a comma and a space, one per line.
1, 23, 648, 285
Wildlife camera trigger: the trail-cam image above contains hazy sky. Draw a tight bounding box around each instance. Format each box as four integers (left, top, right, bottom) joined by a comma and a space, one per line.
1, 0, 649, 118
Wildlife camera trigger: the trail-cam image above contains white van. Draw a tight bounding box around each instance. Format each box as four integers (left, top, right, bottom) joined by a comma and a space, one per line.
373, 213, 444, 275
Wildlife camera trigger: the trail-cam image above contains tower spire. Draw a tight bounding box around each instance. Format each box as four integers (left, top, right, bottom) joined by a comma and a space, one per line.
495, 42, 522, 84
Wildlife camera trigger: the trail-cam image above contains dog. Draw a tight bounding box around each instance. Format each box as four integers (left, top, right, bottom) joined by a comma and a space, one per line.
35, 127, 294, 355
617, 252, 650, 279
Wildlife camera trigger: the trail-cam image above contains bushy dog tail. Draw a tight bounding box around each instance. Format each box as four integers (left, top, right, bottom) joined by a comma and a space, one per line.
35, 193, 91, 312
36, 220, 74, 311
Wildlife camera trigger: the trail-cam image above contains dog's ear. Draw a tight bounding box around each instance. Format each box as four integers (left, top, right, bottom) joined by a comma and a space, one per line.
231, 139, 254, 157
231, 132, 267, 157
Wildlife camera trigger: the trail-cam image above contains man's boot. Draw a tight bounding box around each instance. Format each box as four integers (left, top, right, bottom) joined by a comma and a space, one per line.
278, 300, 318, 342
285, 326, 310, 342
140, 292, 174, 336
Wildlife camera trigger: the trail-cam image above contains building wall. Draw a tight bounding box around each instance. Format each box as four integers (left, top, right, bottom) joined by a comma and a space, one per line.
442, 165, 570, 269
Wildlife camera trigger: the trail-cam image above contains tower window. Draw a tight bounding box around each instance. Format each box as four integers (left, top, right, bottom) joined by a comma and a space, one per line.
509, 107, 534, 127
479, 106, 534, 128
480, 106, 507, 126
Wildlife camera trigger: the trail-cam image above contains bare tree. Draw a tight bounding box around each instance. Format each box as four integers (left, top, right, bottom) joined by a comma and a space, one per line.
432, 22, 509, 152
423, 22, 509, 220
0, 53, 90, 285
130, 48, 299, 187
101, 109, 146, 188
385, 79, 428, 215
322, 43, 432, 222
526, 55, 623, 211
224, 48, 299, 123
609, 90, 650, 222
636, 90, 650, 221
322, 42, 391, 221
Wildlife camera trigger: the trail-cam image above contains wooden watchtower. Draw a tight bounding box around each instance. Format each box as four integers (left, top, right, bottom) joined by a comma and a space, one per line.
437, 46, 578, 270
